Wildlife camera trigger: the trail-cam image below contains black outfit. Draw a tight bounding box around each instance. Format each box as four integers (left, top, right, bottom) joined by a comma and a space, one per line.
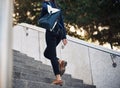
40, 1, 66, 75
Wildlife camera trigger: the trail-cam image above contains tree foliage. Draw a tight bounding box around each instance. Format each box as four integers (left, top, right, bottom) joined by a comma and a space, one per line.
13, 0, 120, 49
13, 0, 41, 25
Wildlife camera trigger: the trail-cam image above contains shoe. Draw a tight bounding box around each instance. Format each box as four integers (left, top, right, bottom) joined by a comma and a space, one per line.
52, 79, 63, 86
59, 60, 67, 76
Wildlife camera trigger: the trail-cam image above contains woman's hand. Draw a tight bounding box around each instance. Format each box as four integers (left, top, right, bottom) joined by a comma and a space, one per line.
62, 39, 68, 46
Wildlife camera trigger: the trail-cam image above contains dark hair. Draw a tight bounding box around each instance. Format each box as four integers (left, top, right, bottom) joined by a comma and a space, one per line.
51, 0, 58, 7
51, 0, 55, 2
50, 0, 55, 3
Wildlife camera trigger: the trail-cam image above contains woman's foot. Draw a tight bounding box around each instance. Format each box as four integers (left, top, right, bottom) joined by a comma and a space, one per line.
52, 79, 63, 86
59, 60, 67, 76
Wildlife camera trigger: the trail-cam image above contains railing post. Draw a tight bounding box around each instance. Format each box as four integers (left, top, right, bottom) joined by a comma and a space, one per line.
0, 0, 13, 88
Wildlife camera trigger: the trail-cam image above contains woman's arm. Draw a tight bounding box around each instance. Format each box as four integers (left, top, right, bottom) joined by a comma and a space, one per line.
59, 14, 67, 39
39, 2, 48, 18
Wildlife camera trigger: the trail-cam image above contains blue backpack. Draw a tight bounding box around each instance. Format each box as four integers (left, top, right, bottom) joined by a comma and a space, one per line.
38, 8, 61, 32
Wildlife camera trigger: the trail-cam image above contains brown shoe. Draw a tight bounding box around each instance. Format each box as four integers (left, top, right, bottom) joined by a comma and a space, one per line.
59, 61, 67, 76
52, 79, 63, 86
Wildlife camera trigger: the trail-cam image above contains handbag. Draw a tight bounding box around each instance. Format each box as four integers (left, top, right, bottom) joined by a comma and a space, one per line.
38, 7, 61, 32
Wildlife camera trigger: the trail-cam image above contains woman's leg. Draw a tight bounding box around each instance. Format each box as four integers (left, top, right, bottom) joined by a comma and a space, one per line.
44, 31, 62, 82
55, 34, 67, 76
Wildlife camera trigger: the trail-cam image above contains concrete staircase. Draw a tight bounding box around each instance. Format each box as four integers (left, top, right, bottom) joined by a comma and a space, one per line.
13, 50, 96, 88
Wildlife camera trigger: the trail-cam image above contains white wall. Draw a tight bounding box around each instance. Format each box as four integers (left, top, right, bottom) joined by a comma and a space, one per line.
90, 48, 120, 88
13, 23, 120, 88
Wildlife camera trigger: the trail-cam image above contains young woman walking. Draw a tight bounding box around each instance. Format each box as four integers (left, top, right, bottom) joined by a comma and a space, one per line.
40, 0, 68, 86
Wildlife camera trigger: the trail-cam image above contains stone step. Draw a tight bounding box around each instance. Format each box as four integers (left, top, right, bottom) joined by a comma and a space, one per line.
13, 50, 83, 83
13, 53, 75, 80
84, 84, 96, 88
13, 50, 32, 60
13, 78, 82, 88
13, 60, 52, 72
13, 71, 84, 87
13, 51, 42, 65
13, 55, 41, 64
13, 66, 72, 81
13, 60, 72, 79
13, 50, 96, 88
70, 78, 83, 85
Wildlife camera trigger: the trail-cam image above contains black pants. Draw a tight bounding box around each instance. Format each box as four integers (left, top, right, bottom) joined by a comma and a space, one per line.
44, 30, 61, 75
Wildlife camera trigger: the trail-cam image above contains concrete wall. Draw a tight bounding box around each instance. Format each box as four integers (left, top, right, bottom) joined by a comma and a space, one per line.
13, 23, 120, 88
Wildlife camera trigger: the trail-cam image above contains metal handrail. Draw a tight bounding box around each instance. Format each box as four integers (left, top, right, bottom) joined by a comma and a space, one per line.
67, 37, 120, 57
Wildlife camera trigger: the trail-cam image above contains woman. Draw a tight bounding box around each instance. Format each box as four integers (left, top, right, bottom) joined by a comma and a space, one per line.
40, 0, 68, 86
